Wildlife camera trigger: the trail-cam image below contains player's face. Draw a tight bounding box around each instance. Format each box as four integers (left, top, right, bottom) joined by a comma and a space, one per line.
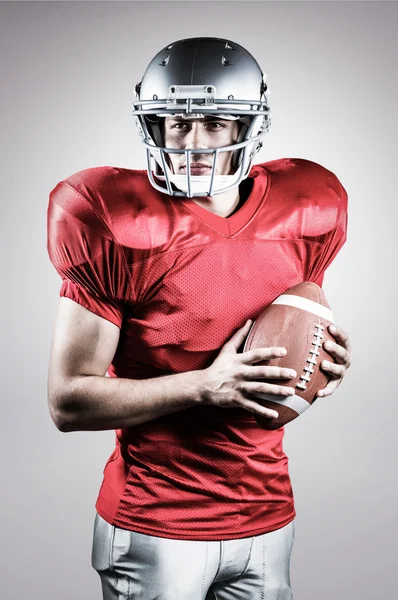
163, 116, 240, 177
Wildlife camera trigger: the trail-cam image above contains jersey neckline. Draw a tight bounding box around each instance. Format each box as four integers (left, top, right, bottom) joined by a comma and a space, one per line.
171, 165, 270, 237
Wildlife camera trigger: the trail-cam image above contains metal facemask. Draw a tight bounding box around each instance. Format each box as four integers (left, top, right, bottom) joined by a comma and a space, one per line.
132, 37, 271, 198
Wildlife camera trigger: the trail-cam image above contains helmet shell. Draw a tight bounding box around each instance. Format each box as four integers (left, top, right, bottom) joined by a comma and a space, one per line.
139, 37, 266, 104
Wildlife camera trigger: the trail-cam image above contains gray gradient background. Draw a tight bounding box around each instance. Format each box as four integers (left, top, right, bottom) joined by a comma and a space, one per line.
1, 1, 397, 598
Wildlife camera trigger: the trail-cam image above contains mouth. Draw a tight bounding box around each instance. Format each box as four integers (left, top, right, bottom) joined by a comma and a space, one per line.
180, 163, 212, 175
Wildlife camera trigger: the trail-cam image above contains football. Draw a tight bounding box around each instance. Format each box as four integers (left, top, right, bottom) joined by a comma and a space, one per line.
242, 282, 336, 429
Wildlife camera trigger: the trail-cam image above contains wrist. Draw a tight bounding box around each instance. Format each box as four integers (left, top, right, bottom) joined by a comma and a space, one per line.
191, 368, 210, 406
185, 368, 207, 406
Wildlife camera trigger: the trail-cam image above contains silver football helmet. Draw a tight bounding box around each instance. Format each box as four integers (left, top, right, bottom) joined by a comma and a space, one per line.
132, 37, 271, 197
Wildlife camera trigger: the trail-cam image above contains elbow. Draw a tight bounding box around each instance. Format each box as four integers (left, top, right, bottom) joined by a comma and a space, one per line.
48, 382, 79, 433
48, 401, 75, 433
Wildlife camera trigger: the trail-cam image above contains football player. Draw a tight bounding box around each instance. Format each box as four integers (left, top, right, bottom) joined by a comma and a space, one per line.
47, 37, 351, 600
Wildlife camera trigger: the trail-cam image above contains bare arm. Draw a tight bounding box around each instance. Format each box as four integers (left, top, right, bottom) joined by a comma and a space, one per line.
47, 297, 204, 432
48, 298, 296, 433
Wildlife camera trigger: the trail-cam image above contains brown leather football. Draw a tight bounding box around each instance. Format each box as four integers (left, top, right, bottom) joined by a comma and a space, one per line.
243, 282, 336, 430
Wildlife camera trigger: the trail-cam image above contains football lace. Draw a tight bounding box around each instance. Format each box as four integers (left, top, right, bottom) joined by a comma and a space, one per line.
296, 323, 325, 391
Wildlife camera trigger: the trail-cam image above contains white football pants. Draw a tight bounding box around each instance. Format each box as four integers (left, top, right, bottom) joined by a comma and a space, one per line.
92, 512, 295, 600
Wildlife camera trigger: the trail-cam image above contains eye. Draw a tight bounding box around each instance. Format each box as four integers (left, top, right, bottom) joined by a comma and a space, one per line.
171, 123, 189, 130
206, 122, 225, 130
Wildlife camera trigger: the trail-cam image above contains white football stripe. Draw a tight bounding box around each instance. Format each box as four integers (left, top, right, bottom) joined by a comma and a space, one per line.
253, 393, 311, 415
272, 295, 335, 323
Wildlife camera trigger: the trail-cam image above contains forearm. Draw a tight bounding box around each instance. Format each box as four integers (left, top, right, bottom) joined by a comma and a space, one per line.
52, 370, 204, 432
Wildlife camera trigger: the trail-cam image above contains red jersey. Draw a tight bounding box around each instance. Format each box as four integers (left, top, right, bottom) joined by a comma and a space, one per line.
47, 158, 348, 540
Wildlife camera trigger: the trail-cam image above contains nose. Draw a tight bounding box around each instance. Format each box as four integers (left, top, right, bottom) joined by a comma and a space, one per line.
184, 123, 208, 150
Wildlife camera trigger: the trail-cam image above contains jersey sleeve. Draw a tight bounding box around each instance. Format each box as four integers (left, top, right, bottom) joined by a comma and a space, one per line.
306, 179, 348, 287
47, 180, 130, 328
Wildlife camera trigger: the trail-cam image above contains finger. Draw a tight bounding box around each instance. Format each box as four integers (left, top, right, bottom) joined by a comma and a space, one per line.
323, 340, 350, 366
317, 379, 341, 398
241, 347, 287, 364
238, 397, 279, 419
241, 365, 297, 380
321, 361, 345, 379
328, 324, 351, 352
223, 319, 253, 352
242, 382, 295, 397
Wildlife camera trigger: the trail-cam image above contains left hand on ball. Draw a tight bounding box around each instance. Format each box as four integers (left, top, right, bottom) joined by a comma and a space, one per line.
317, 324, 352, 398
